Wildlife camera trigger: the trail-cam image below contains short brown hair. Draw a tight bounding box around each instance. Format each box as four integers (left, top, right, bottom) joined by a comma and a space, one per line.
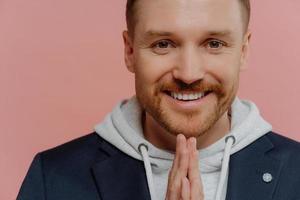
126, 0, 251, 37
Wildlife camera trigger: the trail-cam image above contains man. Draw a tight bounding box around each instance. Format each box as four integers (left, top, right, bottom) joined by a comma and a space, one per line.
17, 0, 300, 200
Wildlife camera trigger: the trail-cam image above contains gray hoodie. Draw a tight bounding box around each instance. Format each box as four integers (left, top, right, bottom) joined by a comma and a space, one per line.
94, 96, 272, 200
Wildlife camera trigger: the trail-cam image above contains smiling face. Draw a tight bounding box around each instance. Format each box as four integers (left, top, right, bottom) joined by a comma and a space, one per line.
123, 0, 250, 141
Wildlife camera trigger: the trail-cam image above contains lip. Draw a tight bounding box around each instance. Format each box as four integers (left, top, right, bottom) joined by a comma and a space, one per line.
163, 91, 212, 112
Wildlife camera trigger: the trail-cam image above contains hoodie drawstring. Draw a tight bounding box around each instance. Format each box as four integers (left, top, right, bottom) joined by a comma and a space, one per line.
215, 135, 236, 200
139, 143, 156, 200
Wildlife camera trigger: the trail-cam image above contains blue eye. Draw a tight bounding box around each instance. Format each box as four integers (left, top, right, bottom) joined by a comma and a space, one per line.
151, 40, 175, 55
155, 40, 172, 48
207, 40, 225, 49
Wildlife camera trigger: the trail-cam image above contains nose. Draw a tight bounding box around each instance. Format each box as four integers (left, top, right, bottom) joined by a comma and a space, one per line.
172, 46, 205, 84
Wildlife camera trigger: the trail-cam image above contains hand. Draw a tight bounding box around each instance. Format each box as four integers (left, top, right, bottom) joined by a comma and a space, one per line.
166, 134, 204, 200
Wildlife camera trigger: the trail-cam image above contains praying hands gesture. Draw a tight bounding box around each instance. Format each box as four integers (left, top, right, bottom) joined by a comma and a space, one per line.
166, 134, 204, 200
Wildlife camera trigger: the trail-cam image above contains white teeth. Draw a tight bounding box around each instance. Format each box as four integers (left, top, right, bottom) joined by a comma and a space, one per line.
183, 94, 188, 100
174, 93, 178, 99
170, 92, 205, 101
178, 93, 183, 99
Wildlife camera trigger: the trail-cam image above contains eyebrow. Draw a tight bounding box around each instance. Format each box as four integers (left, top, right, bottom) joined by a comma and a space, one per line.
207, 30, 233, 37
143, 30, 173, 40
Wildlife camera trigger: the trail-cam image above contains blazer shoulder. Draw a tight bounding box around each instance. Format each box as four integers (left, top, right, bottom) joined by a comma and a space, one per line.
18, 133, 106, 199
265, 131, 300, 163
42, 132, 102, 154
38, 132, 106, 169
266, 131, 300, 151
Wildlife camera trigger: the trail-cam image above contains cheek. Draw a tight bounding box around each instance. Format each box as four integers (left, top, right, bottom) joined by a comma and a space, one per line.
134, 51, 176, 84
204, 53, 241, 85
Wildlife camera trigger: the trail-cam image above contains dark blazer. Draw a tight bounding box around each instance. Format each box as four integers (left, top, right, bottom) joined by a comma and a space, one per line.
17, 132, 300, 200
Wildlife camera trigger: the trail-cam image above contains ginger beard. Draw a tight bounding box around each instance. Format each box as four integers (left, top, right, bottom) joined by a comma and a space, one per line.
136, 76, 237, 138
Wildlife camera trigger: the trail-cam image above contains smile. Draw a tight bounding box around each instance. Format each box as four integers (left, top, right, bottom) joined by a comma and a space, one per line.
165, 91, 212, 101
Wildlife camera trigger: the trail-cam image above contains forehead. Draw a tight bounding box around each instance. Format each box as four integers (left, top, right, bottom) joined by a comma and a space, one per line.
134, 0, 244, 37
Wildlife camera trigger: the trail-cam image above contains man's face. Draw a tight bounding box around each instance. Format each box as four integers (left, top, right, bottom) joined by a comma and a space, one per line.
124, 0, 250, 138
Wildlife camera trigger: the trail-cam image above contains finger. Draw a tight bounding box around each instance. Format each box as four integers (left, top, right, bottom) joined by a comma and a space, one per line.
181, 177, 190, 200
175, 136, 189, 198
187, 137, 200, 181
167, 134, 189, 200
177, 135, 189, 177
173, 134, 186, 171
168, 134, 186, 181
187, 137, 204, 199
170, 134, 189, 178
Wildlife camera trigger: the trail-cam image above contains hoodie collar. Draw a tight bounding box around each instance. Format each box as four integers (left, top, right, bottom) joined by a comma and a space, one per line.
94, 96, 272, 173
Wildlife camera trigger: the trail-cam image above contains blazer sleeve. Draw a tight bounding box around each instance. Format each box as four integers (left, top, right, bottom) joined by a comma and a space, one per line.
17, 153, 46, 200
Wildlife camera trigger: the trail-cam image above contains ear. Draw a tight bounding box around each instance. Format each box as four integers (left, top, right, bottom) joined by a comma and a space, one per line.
240, 30, 252, 71
123, 30, 135, 73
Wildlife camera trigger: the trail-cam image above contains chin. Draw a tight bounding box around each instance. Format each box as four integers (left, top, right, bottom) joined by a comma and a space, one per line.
158, 111, 215, 138
164, 122, 210, 139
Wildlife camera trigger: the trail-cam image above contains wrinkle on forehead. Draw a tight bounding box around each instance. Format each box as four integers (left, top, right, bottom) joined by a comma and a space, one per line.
135, 0, 244, 38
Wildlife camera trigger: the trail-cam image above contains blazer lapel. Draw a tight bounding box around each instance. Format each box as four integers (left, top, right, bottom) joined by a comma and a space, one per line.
91, 140, 151, 200
226, 135, 283, 200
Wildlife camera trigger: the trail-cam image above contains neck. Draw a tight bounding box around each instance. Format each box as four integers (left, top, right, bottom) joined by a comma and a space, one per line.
143, 111, 231, 151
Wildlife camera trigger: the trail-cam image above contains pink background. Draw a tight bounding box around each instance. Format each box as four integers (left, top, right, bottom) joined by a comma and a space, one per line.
1, 1, 300, 199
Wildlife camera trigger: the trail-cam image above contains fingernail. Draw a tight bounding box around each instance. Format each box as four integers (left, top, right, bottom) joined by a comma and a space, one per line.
190, 137, 197, 148
177, 134, 185, 141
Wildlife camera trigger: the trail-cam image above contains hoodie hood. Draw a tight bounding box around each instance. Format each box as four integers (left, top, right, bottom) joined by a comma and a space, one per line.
94, 96, 271, 170
94, 96, 272, 200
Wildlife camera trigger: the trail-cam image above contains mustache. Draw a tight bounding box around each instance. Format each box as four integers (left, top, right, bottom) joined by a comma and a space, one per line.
159, 79, 224, 94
